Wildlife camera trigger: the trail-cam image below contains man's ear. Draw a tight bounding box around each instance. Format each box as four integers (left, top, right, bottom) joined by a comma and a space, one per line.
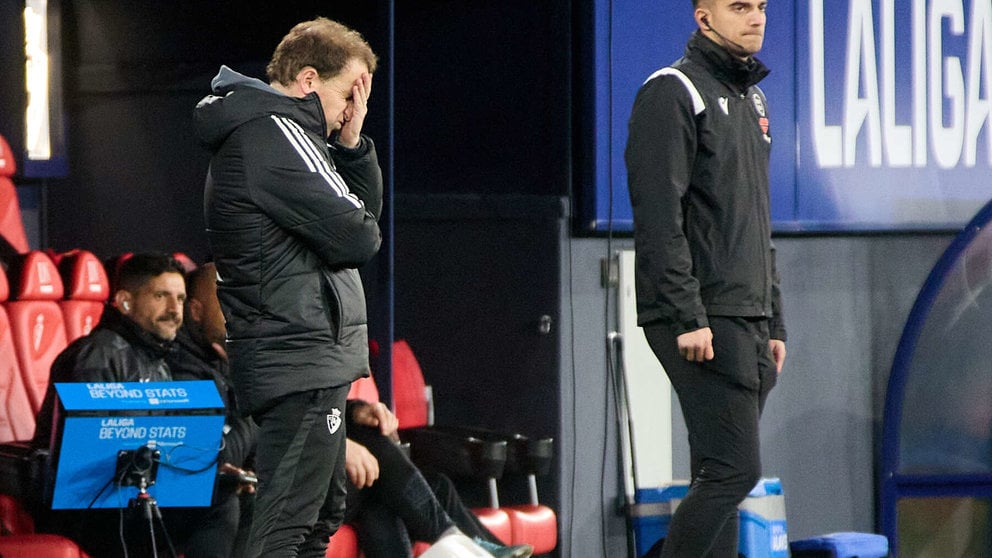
695, 8, 711, 30
115, 291, 132, 313
295, 66, 320, 94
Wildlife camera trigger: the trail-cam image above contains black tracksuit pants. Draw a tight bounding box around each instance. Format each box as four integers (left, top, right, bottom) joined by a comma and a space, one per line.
246, 385, 350, 558
643, 316, 778, 558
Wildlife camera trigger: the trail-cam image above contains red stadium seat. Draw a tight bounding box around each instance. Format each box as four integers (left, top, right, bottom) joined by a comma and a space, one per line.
56, 249, 109, 342
476, 508, 514, 545
0, 133, 30, 253
347, 374, 381, 403
172, 252, 198, 274
0, 492, 35, 535
0, 533, 90, 557
391, 339, 557, 553
392, 340, 430, 428
505, 504, 558, 554
0, 134, 15, 176
0, 265, 36, 443
325, 523, 361, 558
4, 251, 68, 414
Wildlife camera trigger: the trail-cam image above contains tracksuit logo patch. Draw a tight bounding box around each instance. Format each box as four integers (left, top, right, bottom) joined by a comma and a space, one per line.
751, 94, 770, 142
327, 408, 342, 434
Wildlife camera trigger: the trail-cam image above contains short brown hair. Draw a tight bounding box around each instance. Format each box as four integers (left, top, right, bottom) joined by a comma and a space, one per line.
266, 17, 378, 86
117, 253, 186, 293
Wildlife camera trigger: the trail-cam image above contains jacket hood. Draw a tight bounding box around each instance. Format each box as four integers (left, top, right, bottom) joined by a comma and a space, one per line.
193, 65, 327, 150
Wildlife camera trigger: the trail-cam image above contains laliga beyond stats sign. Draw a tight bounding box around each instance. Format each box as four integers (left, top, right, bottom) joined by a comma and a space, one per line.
51, 381, 225, 509
589, 0, 992, 231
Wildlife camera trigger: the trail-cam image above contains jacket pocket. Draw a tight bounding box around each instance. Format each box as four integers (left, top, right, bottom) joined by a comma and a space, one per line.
321, 269, 367, 342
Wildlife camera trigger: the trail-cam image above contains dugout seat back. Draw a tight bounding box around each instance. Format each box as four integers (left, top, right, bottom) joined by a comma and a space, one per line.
325, 523, 361, 558
5, 251, 68, 413
0, 134, 29, 254
172, 252, 198, 273
392, 339, 431, 428
0, 533, 90, 557
56, 249, 109, 342
0, 264, 36, 443
0, 492, 35, 535
348, 374, 381, 403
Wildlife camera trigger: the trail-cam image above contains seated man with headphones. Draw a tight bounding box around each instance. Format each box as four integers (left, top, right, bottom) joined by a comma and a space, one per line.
32, 253, 244, 558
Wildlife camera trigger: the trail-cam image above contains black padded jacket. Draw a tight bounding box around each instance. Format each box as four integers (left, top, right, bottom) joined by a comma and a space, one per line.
625, 31, 786, 340
32, 306, 174, 449
194, 66, 383, 415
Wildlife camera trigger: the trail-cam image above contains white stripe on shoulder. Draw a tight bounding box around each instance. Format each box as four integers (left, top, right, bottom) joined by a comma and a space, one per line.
270, 116, 363, 209
279, 119, 353, 197
644, 67, 705, 116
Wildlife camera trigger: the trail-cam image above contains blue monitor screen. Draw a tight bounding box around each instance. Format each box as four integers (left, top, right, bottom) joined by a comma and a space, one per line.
51, 381, 226, 509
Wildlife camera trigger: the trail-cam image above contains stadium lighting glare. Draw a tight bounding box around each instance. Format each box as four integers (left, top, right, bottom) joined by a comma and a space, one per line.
24, 0, 52, 161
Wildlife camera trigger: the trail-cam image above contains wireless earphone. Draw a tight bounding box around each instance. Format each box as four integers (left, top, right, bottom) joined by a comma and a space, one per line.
123, 301, 130, 311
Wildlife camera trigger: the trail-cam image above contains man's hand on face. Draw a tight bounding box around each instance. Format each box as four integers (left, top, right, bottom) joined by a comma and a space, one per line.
337, 72, 372, 148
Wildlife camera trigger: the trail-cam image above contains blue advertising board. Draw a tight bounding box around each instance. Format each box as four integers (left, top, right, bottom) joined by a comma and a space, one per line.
51, 381, 226, 509
585, 0, 992, 232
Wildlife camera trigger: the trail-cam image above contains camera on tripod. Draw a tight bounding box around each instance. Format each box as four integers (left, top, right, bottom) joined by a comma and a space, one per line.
115, 443, 161, 489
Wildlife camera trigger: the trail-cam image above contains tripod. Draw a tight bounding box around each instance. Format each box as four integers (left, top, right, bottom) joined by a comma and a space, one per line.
117, 445, 178, 558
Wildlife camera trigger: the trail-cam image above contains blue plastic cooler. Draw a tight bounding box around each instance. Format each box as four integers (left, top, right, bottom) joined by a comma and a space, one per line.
630, 481, 690, 557
630, 478, 787, 558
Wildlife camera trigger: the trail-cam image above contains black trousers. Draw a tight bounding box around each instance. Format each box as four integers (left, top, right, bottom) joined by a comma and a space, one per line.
246, 385, 350, 558
343, 425, 504, 557
643, 316, 778, 558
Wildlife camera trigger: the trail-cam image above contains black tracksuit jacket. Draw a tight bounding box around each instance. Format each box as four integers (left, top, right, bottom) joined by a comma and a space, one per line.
33, 306, 174, 449
194, 66, 383, 415
626, 31, 786, 340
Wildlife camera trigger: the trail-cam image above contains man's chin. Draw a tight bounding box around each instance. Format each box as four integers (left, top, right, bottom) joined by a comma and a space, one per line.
154, 327, 179, 342
742, 37, 764, 54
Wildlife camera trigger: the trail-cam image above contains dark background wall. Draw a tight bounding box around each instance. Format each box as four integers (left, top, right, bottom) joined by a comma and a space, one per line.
17, 0, 572, 259
44, 0, 392, 261
0, 1, 966, 556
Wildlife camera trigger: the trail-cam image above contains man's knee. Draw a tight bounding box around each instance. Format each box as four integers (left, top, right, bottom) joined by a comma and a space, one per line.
697, 458, 761, 500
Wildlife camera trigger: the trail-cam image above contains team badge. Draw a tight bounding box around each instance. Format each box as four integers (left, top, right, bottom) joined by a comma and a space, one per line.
751, 93, 770, 140
751, 93, 766, 117
327, 408, 342, 434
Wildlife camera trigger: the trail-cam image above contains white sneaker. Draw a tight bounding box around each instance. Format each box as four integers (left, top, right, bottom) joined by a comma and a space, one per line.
419, 529, 496, 557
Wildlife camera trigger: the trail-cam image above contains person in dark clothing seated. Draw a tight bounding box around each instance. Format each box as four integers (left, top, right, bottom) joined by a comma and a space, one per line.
181, 263, 532, 558
32, 253, 245, 558
165, 261, 260, 557
344, 403, 533, 558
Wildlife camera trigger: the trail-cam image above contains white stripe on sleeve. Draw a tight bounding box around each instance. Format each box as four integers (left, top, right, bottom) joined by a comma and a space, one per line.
270, 115, 363, 208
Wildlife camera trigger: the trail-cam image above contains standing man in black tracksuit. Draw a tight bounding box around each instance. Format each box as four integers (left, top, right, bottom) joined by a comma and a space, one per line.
625, 1, 786, 556
194, 17, 382, 558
